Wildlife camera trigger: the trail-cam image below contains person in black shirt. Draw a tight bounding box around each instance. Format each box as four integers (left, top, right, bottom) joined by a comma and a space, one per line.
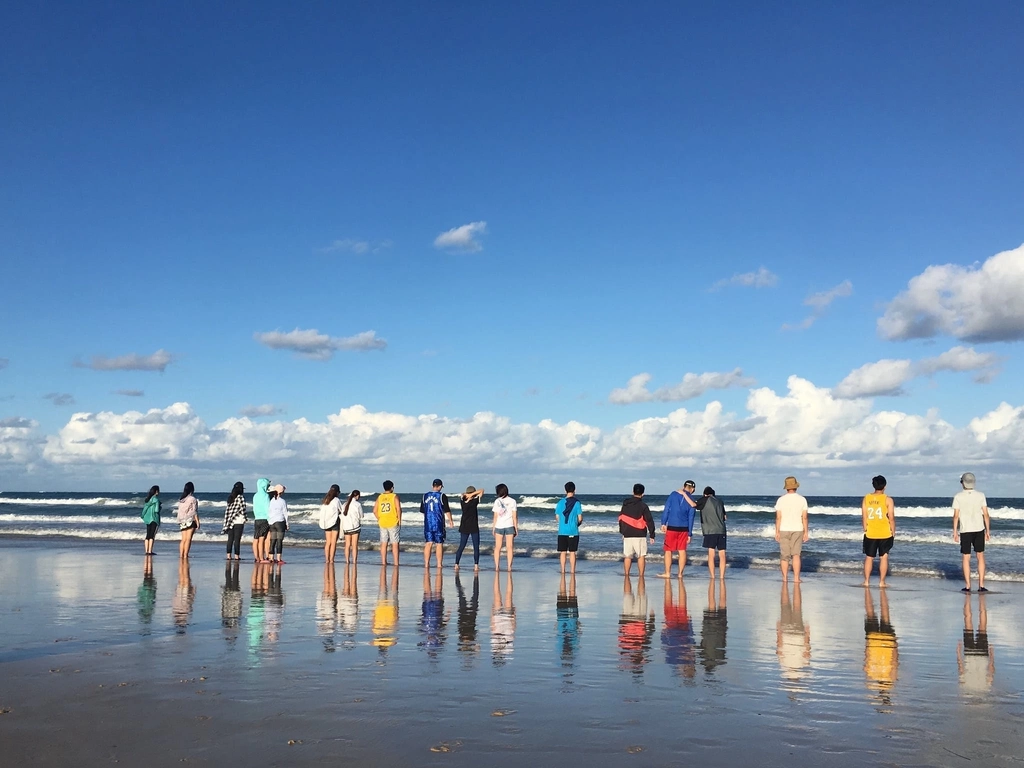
456, 485, 485, 571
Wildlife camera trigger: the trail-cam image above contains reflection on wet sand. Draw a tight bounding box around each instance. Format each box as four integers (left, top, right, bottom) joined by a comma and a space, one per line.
618, 574, 655, 679
557, 572, 582, 689
456, 572, 480, 666
661, 578, 695, 682
171, 559, 195, 633
339, 563, 359, 649
265, 564, 285, 643
221, 562, 242, 639
491, 572, 515, 667
419, 569, 449, 661
372, 566, 399, 659
316, 563, 338, 652
864, 588, 898, 712
137, 558, 156, 631
776, 582, 810, 693
957, 593, 994, 694
247, 563, 269, 663
699, 578, 727, 677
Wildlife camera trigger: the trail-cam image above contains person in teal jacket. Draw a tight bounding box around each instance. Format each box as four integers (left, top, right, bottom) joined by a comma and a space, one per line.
141, 485, 161, 556
253, 478, 271, 563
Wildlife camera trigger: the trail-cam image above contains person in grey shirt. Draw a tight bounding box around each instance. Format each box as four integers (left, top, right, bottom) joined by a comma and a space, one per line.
700, 486, 727, 579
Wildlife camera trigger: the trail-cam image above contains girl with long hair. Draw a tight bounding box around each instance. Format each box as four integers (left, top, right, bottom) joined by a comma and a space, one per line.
341, 490, 363, 564
491, 484, 517, 572
266, 484, 288, 564
177, 482, 200, 559
141, 485, 161, 556
319, 484, 343, 564
222, 481, 247, 561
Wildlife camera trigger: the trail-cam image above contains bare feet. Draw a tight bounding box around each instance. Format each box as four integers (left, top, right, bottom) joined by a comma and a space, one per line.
878, 582, 887, 588
861, 581, 870, 587
654, 573, 670, 579
793, 578, 801, 584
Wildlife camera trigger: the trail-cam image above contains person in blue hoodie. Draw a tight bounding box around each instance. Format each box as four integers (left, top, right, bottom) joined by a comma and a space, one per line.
658, 480, 701, 579
252, 478, 271, 563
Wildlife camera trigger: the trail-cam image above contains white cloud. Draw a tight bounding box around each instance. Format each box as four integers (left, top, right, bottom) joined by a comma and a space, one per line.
783, 280, 852, 330
434, 221, 487, 252
833, 346, 1002, 399
114, 389, 145, 397
43, 392, 76, 406
239, 404, 285, 418
609, 369, 755, 405
74, 349, 174, 372
711, 267, 778, 291
254, 328, 387, 359
0, 417, 34, 429
318, 238, 393, 255
878, 243, 1024, 342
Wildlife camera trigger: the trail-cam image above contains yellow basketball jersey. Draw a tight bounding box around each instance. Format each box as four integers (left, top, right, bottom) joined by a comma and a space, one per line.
376, 492, 399, 528
864, 492, 892, 538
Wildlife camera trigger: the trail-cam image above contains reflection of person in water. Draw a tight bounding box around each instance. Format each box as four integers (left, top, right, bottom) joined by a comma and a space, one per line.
864, 587, 898, 710
618, 574, 655, 679
455, 572, 480, 664
265, 564, 285, 643
661, 578, 695, 681
957, 593, 995, 694
491, 572, 516, 667
221, 561, 242, 639
339, 562, 359, 648
137, 558, 157, 631
557, 572, 582, 686
316, 563, 339, 652
699, 578, 727, 677
776, 583, 810, 688
247, 563, 269, 664
372, 565, 400, 658
418, 568, 449, 660
171, 559, 195, 633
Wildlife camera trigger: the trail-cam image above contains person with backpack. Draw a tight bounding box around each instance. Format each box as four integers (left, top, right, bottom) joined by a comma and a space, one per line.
421, 479, 454, 568
555, 481, 583, 575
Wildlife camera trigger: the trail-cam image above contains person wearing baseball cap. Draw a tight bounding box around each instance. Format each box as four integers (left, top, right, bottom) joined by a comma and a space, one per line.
775, 476, 809, 583
421, 479, 454, 568
953, 472, 991, 592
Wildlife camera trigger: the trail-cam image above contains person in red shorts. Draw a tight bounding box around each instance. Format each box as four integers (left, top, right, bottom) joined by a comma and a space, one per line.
657, 480, 701, 578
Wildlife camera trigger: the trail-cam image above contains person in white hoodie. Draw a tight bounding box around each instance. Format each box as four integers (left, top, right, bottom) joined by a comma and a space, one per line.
319, 484, 343, 564
340, 490, 363, 564
267, 484, 289, 564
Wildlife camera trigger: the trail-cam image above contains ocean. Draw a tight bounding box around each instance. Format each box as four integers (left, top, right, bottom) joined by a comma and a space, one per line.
2, 491, 1020, 582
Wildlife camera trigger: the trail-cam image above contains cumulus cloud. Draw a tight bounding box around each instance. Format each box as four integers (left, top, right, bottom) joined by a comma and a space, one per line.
239, 404, 285, 418
878, 243, 1024, 342
783, 280, 853, 330
43, 392, 75, 406
74, 349, 174, 372
711, 267, 778, 291
833, 346, 1002, 399
434, 221, 487, 252
28, 378, 1024, 488
318, 238, 393, 255
254, 328, 387, 359
114, 389, 145, 397
0, 417, 34, 429
609, 369, 756, 405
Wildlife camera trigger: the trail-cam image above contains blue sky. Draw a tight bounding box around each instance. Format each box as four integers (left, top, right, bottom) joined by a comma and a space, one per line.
2, 2, 1023, 493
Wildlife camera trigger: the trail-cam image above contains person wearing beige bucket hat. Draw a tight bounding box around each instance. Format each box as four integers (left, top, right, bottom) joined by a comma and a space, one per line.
775, 476, 809, 583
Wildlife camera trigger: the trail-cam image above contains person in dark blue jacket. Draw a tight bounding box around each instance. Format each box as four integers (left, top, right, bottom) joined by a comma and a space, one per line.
658, 480, 702, 578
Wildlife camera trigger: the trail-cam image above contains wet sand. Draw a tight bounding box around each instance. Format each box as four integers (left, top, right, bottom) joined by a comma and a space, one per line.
2, 538, 1023, 767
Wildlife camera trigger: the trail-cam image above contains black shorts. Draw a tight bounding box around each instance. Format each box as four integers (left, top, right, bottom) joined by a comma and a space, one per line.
557, 535, 579, 552
254, 520, 271, 539
326, 520, 341, 533
145, 522, 159, 540
703, 533, 727, 551
863, 536, 894, 558
960, 530, 986, 555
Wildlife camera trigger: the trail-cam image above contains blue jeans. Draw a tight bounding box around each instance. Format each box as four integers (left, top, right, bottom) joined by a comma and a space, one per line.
455, 532, 480, 565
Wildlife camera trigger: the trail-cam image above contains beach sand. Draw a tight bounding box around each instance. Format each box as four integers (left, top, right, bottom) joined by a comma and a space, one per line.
2, 538, 1023, 767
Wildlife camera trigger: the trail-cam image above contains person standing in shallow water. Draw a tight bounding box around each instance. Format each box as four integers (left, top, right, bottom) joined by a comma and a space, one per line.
555, 482, 583, 575
341, 490, 363, 564
319, 484, 343, 564
619, 484, 656, 577
456, 486, 485, 571
953, 472, 991, 593
775, 476, 809, 583
421, 479, 454, 569
252, 478, 271, 563
267, 485, 288, 564
177, 482, 200, 559
222, 482, 246, 561
492, 484, 518, 572
862, 475, 896, 588
140, 485, 161, 556
374, 480, 402, 567
658, 480, 698, 579
700, 486, 728, 579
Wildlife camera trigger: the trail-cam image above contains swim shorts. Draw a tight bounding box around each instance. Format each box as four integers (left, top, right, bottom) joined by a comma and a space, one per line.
623, 537, 648, 558
703, 533, 727, 551
557, 535, 579, 552
863, 536, 894, 558
663, 529, 690, 552
254, 520, 270, 539
779, 530, 804, 561
379, 526, 400, 545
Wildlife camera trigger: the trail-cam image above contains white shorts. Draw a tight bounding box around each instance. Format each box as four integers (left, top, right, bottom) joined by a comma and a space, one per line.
379, 526, 400, 545
623, 538, 648, 558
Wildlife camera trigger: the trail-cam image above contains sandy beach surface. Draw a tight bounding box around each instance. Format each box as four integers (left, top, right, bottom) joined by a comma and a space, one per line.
2, 538, 1023, 767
